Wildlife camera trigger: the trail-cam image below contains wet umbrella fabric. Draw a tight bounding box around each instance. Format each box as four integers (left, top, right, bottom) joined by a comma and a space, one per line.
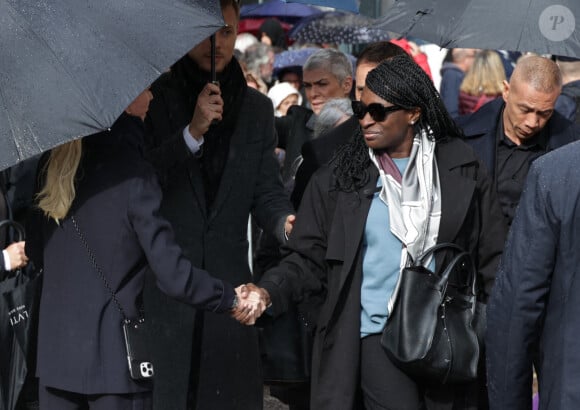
241, 0, 322, 23
0, 0, 223, 172
377, 0, 580, 58
0, 221, 41, 410
289, 11, 389, 45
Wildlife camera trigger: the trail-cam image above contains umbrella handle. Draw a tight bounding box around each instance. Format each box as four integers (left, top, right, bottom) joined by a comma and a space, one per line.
0, 219, 25, 242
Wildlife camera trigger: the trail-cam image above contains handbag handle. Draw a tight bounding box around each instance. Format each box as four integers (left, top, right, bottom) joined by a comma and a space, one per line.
413, 242, 464, 266
0, 219, 25, 242
437, 251, 478, 314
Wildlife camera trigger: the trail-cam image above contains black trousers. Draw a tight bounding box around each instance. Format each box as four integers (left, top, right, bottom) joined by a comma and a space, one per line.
360, 335, 425, 410
39, 385, 152, 410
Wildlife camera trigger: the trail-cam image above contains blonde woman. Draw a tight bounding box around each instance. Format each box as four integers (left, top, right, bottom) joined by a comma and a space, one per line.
26, 115, 263, 410
459, 50, 506, 115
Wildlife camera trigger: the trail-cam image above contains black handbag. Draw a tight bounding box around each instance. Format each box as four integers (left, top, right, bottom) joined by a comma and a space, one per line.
380, 242, 482, 384
71, 216, 154, 381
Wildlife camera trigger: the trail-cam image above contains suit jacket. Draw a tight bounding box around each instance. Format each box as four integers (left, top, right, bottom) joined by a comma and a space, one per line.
291, 115, 358, 209
275, 105, 315, 183
487, 141, 580, 410
260, 137, 506, 410
456, 98, 579, 180
143, 74, 294, 409
27, 117, 234, 395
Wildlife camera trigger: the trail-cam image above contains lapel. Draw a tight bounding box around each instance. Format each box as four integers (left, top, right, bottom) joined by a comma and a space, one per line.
204, 117, 246, 223
435, 139, 478, 266
186, 155, 207, 219
335, 164, 379, 296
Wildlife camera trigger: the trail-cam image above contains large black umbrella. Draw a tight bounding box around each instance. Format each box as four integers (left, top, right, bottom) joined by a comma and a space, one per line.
0, 0, 223, 171
289, 11, 389, 45
377, 0, 580, 58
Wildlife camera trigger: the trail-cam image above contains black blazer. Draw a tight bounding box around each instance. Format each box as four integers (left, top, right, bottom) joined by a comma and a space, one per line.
27, 117, 234, 395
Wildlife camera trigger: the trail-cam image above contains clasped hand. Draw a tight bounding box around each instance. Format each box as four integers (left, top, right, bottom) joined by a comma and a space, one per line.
231, 284, 270, 325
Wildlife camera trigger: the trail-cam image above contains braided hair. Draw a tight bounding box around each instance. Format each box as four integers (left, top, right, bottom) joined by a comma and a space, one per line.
333, 54, 464, 192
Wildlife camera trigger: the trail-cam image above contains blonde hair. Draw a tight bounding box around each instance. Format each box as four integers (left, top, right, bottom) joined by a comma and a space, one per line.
460, 50, 506, 96
37, 139, 83, 222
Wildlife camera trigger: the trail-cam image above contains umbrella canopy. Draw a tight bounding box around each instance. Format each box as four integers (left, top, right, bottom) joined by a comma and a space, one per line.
288, 0, 359, 13
0, 0, 224, 171
289, 11, 389, 45
274, 47, 357, 71
241, 0, 322, 23
377, 0, 580, 58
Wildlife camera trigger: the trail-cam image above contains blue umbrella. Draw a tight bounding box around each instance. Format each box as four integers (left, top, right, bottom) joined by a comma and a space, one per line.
274, 47, 356, 72
241, 0, 322, 23
287, 0, 359, 13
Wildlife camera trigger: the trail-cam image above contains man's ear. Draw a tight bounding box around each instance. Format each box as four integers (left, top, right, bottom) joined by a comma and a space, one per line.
502, 80, 510, 103
342, 76, 353, 97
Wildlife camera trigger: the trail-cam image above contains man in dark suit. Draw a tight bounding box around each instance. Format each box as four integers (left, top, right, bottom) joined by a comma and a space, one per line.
457, 55, 579, 226
132, 0, 295, 408
486, 140, 580, 410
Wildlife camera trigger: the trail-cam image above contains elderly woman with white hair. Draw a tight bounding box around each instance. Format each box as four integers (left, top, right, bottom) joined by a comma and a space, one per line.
275, 48, 353, 183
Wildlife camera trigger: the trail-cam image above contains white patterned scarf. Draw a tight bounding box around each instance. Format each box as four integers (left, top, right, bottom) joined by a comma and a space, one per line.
369, 128, 441, 313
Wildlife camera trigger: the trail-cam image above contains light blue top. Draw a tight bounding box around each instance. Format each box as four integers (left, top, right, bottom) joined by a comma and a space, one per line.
360, 157, 409, 338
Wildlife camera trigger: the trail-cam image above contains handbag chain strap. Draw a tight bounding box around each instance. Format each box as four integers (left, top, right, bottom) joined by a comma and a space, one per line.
71, 216, 128, 322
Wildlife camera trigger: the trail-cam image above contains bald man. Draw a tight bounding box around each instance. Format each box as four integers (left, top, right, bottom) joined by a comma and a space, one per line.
440, 48, 478, 117
457, 55, 580, 225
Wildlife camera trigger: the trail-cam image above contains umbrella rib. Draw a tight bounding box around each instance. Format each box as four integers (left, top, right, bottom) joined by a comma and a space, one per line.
515, 0, 535, 51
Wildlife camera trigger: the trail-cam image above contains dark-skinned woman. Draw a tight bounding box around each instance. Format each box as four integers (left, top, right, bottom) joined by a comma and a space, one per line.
254, 54, 507, 409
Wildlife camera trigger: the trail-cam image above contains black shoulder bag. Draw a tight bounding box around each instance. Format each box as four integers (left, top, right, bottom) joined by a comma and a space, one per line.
71, 216, 153, 381
380, 242, 484, 384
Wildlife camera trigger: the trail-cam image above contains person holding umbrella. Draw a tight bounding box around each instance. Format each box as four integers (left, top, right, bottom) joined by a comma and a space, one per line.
132, 0, 296, 408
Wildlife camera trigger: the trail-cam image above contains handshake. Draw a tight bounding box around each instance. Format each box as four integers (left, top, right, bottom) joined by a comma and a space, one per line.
231, 283, 271, 325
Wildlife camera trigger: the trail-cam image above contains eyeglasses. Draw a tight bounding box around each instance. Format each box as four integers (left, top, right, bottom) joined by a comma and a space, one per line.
351, 100, 404, 122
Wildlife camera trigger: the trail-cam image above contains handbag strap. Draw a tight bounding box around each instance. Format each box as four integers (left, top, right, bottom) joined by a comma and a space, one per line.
71, 216, 128, 322
413, 242, 465, 266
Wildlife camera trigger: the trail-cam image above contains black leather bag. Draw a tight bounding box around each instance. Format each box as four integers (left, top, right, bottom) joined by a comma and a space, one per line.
380, 243, 482, 384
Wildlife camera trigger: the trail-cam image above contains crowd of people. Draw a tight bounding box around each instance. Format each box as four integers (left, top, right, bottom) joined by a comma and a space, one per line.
2, 0, 580, 409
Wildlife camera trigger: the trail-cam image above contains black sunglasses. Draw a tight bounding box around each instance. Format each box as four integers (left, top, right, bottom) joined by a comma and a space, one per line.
351, 100, 403, 122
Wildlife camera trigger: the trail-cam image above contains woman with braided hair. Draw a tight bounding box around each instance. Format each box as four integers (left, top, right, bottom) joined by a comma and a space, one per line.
254, 54, 507, 409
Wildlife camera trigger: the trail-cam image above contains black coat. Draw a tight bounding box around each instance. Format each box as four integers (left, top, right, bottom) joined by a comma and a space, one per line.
487, 141, 580, 410
456, 98, 579, 181
275, 105, 314, 183
259, 137, 507, 410
143, 71, 293, 408
26, 117, 234, 395
291, 116, 358, 209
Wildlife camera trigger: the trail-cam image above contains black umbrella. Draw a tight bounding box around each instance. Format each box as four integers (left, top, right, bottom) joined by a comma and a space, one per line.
0, 221, 42, 410
0, 0, 224, 171
289, 11, 389, 45
377, 0, 580, 58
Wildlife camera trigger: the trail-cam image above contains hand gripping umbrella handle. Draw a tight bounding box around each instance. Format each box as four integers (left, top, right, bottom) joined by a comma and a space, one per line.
0, 219, 25, 242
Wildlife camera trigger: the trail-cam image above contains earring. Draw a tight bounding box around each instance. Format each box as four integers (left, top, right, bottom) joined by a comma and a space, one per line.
410, 121, 415, 125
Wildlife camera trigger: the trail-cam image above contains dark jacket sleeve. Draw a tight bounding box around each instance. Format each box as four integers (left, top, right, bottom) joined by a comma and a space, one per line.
128, 166, 235, 313
251, 97, 294, 244
258, 168, 333, 318
486, 163, 557, 410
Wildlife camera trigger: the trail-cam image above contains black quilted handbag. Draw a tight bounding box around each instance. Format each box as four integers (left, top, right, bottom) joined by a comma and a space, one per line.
380, 243, 482, 384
